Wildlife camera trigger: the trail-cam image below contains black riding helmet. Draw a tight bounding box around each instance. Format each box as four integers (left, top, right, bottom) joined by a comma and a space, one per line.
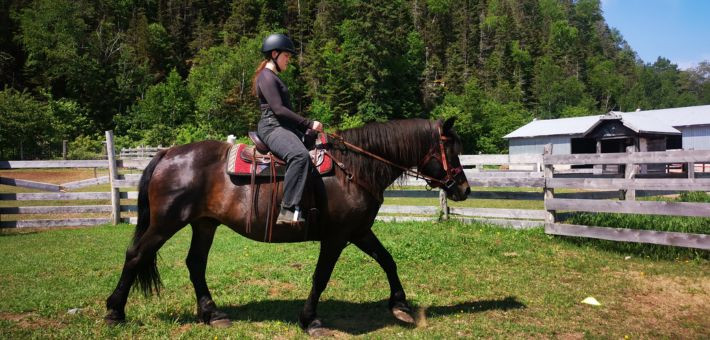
261, 33, 297, 72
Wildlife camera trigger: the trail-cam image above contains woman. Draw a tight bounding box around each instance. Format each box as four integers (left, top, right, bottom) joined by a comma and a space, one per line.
252, 33, 323, 226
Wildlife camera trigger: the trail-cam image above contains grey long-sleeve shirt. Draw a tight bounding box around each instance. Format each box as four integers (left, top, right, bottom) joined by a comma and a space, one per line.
256, 68, 312, 132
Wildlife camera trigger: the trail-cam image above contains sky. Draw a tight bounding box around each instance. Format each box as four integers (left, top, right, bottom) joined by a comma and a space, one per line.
601, 0, 710, 69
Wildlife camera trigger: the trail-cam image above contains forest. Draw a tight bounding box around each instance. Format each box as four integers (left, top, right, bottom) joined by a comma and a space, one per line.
1, 0, 709, 159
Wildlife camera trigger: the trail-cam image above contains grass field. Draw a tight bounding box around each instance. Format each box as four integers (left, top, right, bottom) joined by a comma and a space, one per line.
1, 221, 708, 338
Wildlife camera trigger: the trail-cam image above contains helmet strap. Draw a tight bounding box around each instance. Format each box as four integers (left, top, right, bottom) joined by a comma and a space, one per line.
271, 51, 283, 73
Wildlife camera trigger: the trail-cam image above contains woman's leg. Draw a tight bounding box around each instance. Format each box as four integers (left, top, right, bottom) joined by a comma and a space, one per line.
261, 126, 311, 209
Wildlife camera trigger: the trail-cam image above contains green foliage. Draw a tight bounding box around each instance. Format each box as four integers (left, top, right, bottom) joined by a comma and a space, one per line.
0, 88, 52, 159
1, 0, 709, 156
431, 78, 484, 153
432, 78, 531, 154
117, 69, 194, 146
187, 36, 263, 138
67, 134, 105, 160
678, 191, 710, 203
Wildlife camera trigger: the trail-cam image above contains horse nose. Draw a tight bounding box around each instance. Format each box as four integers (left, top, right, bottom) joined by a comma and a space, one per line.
464, 186, 471, 197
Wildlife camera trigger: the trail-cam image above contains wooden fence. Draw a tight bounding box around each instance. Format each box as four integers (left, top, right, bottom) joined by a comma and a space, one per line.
119, 146, 167, 159
543, 145, 710, 250
1, 132, 548, 230
3, 133, 709, 250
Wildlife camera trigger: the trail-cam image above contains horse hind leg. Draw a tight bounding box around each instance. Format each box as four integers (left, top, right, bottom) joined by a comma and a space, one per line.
186, 218, 231, 328
105, 222, 184, 324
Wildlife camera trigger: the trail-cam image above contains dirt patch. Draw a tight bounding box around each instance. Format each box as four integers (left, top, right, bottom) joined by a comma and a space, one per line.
556, 332, 584, 340
0, 311, 64, 330
0, 169, 107, 184
244, 279, 297, 298
170, 323, 194, 337
616, 271, 710, 338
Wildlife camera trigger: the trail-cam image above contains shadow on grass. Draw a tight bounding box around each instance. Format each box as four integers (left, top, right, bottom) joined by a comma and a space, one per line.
0, 229, 39, 237
158, 296, 525, 335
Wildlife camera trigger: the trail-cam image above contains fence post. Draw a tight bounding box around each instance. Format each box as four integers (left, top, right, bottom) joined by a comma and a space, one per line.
62, 140, 68, 160
621, 145, 637, 200
105, 131, 120, 225
543, 144, 555, 226
439, 189, 448, 220
688, 160, 695, 180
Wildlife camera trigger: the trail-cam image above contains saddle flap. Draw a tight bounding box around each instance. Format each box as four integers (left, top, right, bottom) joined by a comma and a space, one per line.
239, 145, 285, 165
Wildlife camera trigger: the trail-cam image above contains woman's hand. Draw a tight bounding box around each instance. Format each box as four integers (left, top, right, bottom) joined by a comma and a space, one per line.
311, 121, 324, 132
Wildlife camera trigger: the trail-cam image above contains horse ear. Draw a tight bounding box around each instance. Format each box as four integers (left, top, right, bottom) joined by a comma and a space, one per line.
443, 116, 457, 132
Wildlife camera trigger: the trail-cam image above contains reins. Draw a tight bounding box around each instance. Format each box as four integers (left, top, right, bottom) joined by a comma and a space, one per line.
325, 127, 453, 189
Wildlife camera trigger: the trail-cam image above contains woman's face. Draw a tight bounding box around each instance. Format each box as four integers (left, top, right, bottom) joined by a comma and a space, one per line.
272, 51, 292, 71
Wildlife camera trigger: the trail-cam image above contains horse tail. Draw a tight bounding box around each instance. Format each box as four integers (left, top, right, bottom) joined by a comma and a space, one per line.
132, 149, 167, 296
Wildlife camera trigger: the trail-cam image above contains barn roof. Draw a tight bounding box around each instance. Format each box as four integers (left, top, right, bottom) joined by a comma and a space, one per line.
503, 105, 710, 139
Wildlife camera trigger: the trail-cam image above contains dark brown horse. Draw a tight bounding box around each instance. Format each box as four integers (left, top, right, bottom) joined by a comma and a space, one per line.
105, 117, 470, 334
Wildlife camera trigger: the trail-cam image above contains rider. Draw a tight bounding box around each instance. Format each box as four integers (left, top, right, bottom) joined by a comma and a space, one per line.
252, 33, 323, 226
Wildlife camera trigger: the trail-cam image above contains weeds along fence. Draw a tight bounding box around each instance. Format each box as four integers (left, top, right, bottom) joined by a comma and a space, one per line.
542, 144, 710, 250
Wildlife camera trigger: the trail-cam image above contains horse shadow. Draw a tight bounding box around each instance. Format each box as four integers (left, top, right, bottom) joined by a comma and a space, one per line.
158, 296, 526, 335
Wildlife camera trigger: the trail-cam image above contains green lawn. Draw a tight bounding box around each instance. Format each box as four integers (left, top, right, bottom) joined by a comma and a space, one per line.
0, 221, 708, 338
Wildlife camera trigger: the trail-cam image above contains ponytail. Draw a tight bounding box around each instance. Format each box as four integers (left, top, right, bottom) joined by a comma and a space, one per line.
251, 59, 269, 97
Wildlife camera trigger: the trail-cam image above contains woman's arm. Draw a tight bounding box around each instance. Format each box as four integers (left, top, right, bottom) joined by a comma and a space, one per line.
259, 72, 313, 130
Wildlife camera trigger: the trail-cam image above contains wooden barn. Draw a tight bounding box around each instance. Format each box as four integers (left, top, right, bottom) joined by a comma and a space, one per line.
505, 105, 710, 156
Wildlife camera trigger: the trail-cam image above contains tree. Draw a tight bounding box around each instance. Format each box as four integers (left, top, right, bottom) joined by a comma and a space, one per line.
117, 69, 194, 145
0, 88, 52, 159
187, 36, 263, 138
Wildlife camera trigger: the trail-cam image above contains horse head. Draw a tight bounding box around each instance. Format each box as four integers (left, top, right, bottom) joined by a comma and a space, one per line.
417, 117, 470, 201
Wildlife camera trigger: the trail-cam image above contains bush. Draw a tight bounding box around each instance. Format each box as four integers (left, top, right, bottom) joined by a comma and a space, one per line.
67, 135, 105, 160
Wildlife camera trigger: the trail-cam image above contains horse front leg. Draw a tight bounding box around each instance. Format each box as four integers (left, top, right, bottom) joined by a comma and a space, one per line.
299, 240, 347, 335
351, 230, 415, 324
186, 220, 231, 327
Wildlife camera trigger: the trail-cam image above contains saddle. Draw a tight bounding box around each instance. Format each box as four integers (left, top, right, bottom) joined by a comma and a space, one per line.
226, 131, 333, 177
225, 131, 331, 242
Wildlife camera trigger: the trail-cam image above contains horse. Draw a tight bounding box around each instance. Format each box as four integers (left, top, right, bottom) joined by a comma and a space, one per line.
104, 117, 470, 334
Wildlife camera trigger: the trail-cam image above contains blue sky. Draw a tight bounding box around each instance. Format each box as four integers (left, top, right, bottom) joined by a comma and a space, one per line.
601, 0, 710, 69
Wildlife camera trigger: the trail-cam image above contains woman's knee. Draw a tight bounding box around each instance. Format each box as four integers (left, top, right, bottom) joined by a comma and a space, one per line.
291, 149, 310, 163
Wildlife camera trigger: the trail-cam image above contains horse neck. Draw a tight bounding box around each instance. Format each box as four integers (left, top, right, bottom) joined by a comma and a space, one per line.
337, 119, 437, 194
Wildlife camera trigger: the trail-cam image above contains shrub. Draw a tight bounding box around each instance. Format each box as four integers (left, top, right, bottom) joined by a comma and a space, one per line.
67, 135, 105, 160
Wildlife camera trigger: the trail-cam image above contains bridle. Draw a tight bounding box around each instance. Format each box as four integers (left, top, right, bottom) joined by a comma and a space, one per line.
417, 126, 465, 190
326, 124, 465, 191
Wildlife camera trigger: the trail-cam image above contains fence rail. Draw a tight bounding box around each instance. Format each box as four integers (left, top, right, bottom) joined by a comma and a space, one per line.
1, 133, 549, 230
542, 145, 710, 250
4, 134, 709, 249
119, 146, 167, 159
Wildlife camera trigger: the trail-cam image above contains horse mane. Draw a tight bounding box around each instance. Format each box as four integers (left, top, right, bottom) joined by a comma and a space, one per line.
332, 119, 442, 192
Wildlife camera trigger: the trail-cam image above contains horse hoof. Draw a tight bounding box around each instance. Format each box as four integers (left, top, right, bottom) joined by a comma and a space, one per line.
307, 325, 333, 337
104, 316, 126, 326
209, 318, 232, 328
303, 319, 332, 337
104, 310, 126, 326
392, 307, 415, 324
